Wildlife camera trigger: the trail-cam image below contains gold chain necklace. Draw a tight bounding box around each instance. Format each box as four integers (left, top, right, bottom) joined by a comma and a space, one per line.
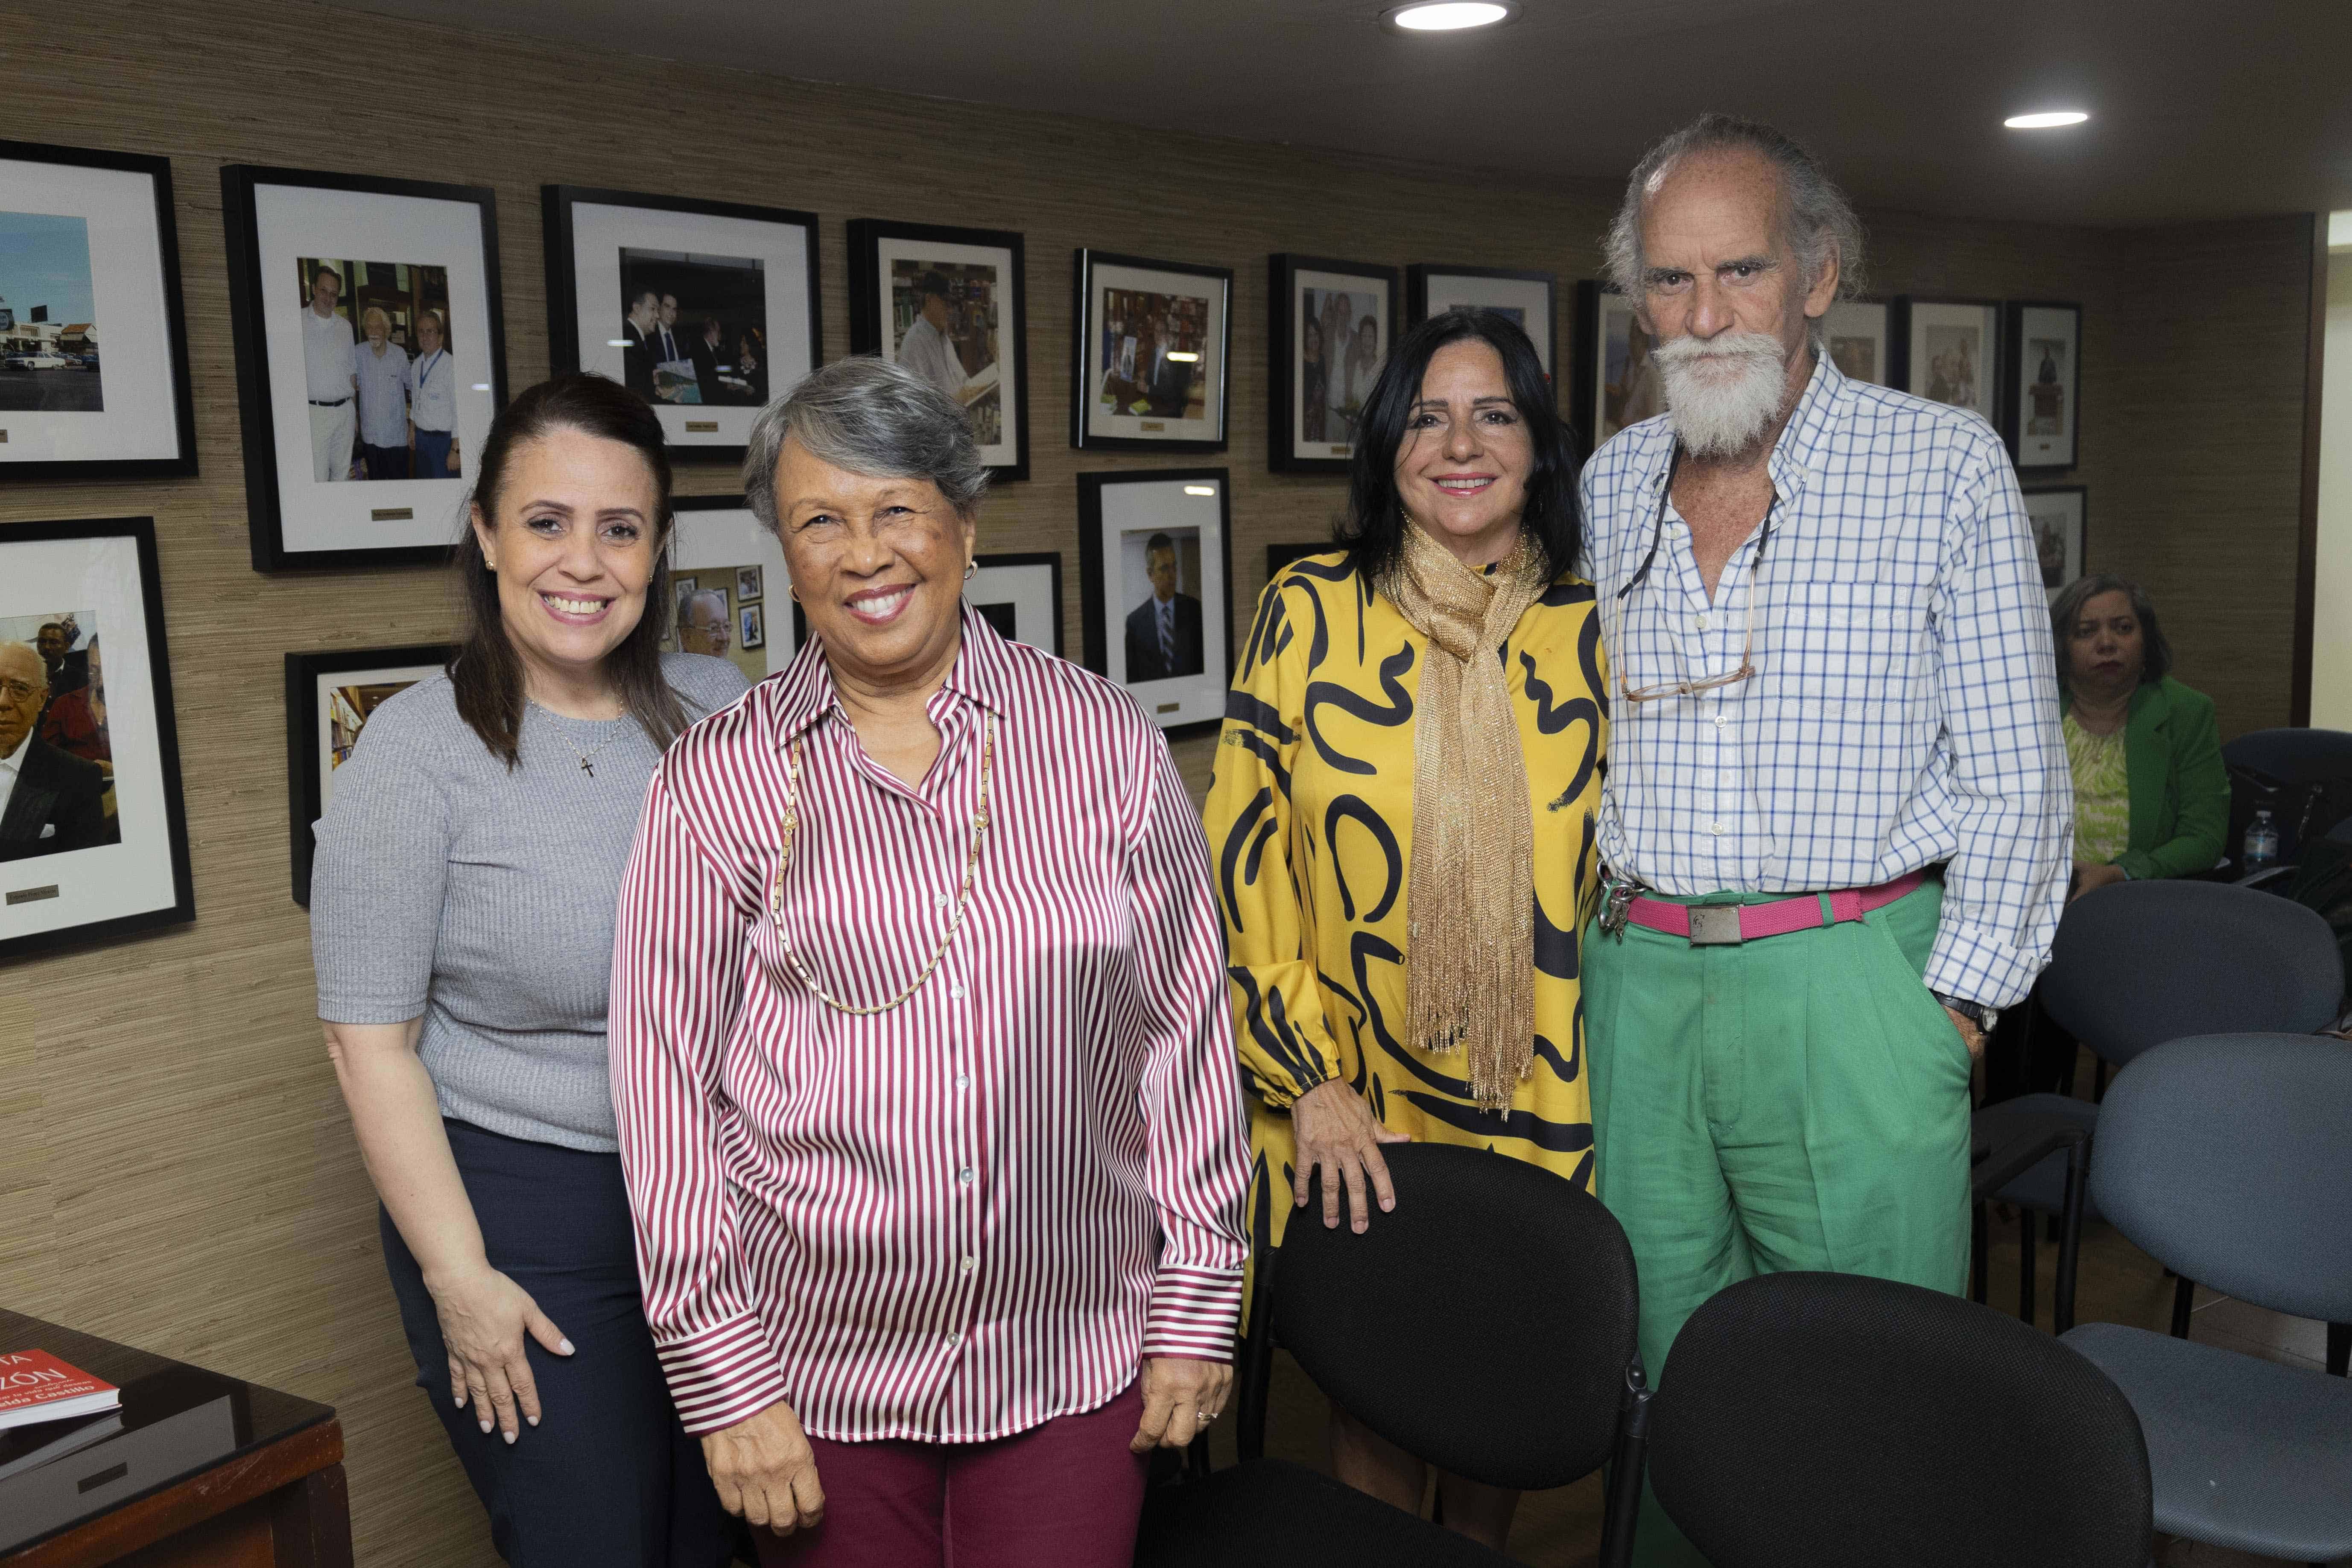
768, 715, 996, 1016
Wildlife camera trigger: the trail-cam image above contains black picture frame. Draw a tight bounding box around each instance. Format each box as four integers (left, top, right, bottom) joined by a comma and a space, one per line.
2021, 484, 2090, 605
1573, 279, 1654, 454
1269, 253, 1399, 475
1405, 263, 1558, 379
1070, 249, 1233, 453
1076, 467, 1233, 737
283, 642, 454, 907
222, 164, 508, 572
542, 184, 821, 466
847, 218, 1029, 482
0, 516, 195, 963
667, 492, 798, 680
0, 140, 198, 482
2004, 301, 2084, 472
1887, 296, 2004, 426
1821, 298, 1894, 388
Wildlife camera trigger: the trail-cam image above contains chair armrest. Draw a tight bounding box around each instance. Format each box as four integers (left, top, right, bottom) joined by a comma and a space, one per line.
1969, 1116, 2089, 1202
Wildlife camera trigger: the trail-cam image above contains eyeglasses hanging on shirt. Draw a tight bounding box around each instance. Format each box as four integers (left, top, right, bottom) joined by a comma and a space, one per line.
1614, 445, 1778, 706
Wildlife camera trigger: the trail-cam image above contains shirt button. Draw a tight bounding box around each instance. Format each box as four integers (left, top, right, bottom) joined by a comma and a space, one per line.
1715, 712, 1729, 729
1695, 613, 1710, 631
954, 1073, 970, 1091
1709, 821, 1726, 837
950, 983, 967, 1000
933, 893, 950, 910
958, 1167, 976, 1186
960, 1256, 976, 1273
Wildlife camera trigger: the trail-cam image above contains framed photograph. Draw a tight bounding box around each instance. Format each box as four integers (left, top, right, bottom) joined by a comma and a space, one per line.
966, 552, 1064, 655
0, 140, 197, 482
222, 165, 507, 572
1071, 250, 1230, 453
0, 517, 193, 963
1407, 264, 1557, 378
543, 186, 819, 465
2022, 485, 2089, 605
1077, 468, 1231, 735
1270, 254, 1397, 473
848, 219, 1027, 481
1822, 299, 1893, 387
1574, 281, 1660, 453
2006, 301, 2083, 471
1889, 298, 2001, 427
283, 642, 452, 907
662, 494, 797, 686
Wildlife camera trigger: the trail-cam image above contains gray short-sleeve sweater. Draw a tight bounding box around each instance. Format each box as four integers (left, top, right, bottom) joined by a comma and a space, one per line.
310, 652, 749, 1151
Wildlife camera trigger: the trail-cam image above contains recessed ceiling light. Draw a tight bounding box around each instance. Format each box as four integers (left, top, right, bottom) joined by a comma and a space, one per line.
2004, 110, 2089, 129
1387, 2, 1516, 32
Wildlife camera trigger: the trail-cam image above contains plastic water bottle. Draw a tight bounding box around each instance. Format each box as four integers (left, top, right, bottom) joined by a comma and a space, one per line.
2243, 809, 2280, 875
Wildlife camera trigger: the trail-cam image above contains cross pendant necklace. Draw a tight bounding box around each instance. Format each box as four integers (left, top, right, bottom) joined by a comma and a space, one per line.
529, 699, 618, 779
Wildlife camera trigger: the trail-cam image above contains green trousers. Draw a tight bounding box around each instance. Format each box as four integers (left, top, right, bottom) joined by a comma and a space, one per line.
1583, 880, 1974, 1567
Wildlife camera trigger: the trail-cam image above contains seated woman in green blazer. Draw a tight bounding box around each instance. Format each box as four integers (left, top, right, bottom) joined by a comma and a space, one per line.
2051, 574, 2230, 897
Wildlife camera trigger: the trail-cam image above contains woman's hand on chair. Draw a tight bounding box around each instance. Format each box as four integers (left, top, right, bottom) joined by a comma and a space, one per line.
1131, 1357, 1233, 1453
424, 1259, 573, 1443
2069, 860, 2127, 901
1291, 1078, 1409, 1233
703, 1399, 825, 1536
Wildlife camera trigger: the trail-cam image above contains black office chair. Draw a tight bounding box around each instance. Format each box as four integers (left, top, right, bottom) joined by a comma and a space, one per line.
2062, 1034, 2352, 1563
2221, 726, 2352, 875
1136, 1143, 1645, 1568
1969, 880, 2343, 1329
1647, 1271, 2153, 1568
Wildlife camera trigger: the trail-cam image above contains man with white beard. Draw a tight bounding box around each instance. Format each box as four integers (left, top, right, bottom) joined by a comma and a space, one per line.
1577, 114, 2066, 1565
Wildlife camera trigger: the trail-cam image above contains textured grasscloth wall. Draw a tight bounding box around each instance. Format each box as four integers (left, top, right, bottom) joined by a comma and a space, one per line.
0, 2, 2308, 1562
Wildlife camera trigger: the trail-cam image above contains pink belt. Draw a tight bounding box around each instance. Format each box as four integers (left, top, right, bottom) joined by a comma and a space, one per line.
1624, 872, 1925, 946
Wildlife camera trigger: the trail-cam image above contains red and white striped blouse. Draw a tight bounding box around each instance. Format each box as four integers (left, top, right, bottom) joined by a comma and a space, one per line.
608, 610, 1250, 1443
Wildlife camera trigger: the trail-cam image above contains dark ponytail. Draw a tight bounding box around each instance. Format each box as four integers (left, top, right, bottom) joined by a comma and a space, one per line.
449, 373, 689, 768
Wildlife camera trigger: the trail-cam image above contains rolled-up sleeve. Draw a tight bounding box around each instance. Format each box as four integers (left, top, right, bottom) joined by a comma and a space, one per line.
1925, 441, 2071, 1008
608, 769, 787, 1434
1122, 729, 1251, 1362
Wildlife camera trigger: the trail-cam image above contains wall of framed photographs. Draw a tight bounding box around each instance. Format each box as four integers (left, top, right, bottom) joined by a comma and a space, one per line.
0, 4, 2322, 1566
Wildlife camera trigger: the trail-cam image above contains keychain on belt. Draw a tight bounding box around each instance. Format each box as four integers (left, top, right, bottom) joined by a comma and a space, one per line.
1599, 870, 1644, 940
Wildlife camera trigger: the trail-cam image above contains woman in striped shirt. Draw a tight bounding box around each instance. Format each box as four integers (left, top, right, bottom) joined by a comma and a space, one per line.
608, 357, 1249, 1568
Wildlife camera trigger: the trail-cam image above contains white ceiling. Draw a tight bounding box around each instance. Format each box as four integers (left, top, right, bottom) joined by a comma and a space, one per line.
335, 0, 2352, 228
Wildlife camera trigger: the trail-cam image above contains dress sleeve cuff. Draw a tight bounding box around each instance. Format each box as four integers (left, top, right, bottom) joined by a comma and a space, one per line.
652, 1313, 790, 1436
1924, 921, 2042, 1011
1142, 1265, 1243, 1362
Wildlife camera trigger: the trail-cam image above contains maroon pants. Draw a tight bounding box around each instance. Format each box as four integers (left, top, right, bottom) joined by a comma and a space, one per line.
753, 1383, 1149, 1568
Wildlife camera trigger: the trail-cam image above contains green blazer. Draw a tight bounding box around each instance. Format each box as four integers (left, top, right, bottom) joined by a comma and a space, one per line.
2063, 676, 2230, 880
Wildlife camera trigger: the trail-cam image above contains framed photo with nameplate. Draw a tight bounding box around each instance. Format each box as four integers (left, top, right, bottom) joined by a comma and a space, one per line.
1271, 254, 1396, 474
0, 140, 198, 482
662, 495, 798, 687
1071, 250, 1230, 453
1888, 297, 2002, 427
2004, 301, 2083, 471
1076, 468, 1231, 736
848, 219, 1028, 482
284, 642, 454, 907
1, 517, 194, 962
222, 164, 508, 572
543, 186, 821, 465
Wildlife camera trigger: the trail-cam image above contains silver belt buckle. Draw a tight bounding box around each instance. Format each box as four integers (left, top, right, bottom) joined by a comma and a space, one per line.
1687, 905, 1744, 946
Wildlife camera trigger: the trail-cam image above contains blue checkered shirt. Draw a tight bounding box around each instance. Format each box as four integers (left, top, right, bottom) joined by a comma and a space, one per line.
1577, 355, 2069, 1009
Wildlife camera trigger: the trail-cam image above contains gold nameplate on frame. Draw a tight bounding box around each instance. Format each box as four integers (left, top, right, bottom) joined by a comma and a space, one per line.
1156, 701, 1181, 715
0, 430, 10, 443
7, 885, 60, 905
685, 420, 719, 433
1330, 444, 1350, 456
1140, 421, 1165, 432
370, 507, 414, 522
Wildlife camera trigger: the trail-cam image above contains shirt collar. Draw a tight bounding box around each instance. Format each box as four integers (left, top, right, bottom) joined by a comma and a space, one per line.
1640, 348, 1850, 507
765, 599, 1011, 745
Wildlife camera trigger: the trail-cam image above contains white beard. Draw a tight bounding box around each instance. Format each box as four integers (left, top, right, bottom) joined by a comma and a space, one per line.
1654, 331, 1792, 458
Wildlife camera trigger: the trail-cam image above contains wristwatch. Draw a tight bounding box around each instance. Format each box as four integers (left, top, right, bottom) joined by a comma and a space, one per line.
1934, 993, 2000, 1034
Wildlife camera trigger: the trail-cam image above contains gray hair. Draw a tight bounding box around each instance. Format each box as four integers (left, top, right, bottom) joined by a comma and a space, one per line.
1604, 114, 1867, 345
0, 640, 47, 696
679, 588, 727, 623
742, 356, 989, 534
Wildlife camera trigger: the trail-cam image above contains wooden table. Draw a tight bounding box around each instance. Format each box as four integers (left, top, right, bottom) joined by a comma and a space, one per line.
0, 1310, 349, 1568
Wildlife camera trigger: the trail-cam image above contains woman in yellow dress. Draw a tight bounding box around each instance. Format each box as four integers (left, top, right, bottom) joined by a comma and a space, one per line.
1204, 308, 1605, 1550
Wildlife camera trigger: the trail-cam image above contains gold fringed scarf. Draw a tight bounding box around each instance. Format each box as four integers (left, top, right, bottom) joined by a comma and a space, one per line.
1381, 523, 1547, 1113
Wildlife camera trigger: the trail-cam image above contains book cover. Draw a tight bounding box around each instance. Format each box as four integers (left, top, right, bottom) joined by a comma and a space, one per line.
0, 1351, 122, 1432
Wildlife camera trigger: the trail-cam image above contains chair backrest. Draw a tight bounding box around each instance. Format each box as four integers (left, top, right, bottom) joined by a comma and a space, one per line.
1273, 1142, 1636, 1491
2036, 880, 2343, 1064
2090, 1032, 2352, 1323
2223, 727, 2352, 867
2221, 725, 2352, 780
1647, 1271, 2152, 1568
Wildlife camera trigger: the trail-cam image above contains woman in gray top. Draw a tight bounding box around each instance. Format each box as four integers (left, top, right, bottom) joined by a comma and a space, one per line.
312, 374, 746, 1567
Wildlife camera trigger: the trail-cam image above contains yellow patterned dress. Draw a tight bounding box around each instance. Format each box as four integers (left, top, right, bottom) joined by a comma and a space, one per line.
1204, 551, 1608, 1256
